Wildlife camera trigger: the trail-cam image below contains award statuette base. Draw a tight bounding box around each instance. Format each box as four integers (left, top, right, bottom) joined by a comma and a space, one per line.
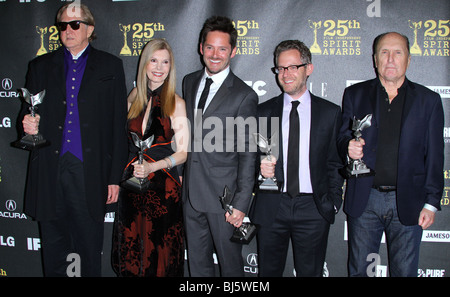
121, 176, 151, 194
342, 162, 376, 179
258, 177, 282, 193
219, 185, 259, 244
11, 134, 50, 151
230, 222, 259, 244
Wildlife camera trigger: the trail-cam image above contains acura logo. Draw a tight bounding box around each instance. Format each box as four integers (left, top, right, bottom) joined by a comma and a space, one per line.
246, 253, 258, 266
2, 78, 12, 90
5, 200, 16, 211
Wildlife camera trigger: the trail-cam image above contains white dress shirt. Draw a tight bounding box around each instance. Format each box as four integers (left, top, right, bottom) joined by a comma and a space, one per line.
194, 67, 230, 117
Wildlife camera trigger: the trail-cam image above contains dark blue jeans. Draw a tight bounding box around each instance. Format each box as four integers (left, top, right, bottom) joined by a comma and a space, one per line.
347, 188, 422, 277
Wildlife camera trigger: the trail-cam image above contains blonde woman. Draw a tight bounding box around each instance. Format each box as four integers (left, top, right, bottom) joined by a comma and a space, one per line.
112, 39, 188, 276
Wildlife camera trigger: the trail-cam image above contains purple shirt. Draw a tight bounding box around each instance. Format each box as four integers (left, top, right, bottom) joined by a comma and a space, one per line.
61, 45, 90, 161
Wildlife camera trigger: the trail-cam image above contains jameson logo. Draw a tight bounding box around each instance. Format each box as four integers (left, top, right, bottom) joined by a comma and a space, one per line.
309, 19, 361, 56
408, 19, 450, 56
423, 231, 450, 242
119, 22, 165, 56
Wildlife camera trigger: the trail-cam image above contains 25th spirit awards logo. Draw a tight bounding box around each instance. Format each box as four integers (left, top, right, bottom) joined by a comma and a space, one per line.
232, 20, 260, 55
119, 22, 165, 56
34, 25, 61, 56
408, 19, 449, 56
308, 19, 361, 56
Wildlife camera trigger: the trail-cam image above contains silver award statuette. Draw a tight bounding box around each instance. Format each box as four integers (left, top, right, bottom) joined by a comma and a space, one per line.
12, 88, 50, 150
344, 114, 375, 178
219, 186, 258, 244
121, 132, 154, 193
253, 132, 281, 192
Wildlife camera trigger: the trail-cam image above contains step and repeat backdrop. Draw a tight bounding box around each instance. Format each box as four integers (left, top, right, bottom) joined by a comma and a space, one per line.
0, 0, 449, 277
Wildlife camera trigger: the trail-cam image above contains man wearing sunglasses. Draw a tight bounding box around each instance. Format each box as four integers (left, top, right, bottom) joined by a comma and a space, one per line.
251, 40, 344, 276
20, 3, 128, 276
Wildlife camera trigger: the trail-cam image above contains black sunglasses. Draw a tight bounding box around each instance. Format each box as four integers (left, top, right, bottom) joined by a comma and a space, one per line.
57, 20, 89, 31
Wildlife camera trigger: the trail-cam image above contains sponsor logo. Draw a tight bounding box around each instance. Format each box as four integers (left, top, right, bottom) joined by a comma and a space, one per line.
244, 253, 258, 274
27, 237, 41, 251
1, 78, 20, 98
422, 230, 450, 242
418, 268, 446, 277
0, 200, 27, 220
0, 235, 15, 247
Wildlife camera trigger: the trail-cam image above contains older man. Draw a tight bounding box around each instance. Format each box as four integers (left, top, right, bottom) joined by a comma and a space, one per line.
20, 3, 128, 276
337, 32, 444, 277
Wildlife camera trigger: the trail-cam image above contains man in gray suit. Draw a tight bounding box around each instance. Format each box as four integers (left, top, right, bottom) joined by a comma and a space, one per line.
182, 16, 258, 276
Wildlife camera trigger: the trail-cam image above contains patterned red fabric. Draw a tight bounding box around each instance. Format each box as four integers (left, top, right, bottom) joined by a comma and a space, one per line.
112, 90, 184, 276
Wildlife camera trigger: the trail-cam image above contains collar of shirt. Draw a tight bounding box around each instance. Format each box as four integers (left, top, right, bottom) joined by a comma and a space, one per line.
283, 90, 311, 111
195, 66, 230, 113
202, 66, 230, 86
65, 44, 90, 60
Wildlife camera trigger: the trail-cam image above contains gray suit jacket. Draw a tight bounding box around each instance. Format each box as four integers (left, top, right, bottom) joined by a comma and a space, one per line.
182, 69, 258, 214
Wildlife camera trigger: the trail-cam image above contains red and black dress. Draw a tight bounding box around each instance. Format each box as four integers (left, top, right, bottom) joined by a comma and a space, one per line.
112, 87, 184, 276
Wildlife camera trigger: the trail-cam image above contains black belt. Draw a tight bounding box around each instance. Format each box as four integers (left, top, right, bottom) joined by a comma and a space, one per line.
284, 192, 313, 196
282, 192, 313, 197
372, 185, 396, 192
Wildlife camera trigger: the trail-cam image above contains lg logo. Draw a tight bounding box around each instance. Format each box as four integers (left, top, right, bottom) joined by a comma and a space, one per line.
0, 117, 11, 128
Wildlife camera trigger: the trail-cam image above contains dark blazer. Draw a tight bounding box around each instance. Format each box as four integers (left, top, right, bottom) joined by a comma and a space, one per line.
21, 46, 128, 222
182, 69, 258, 214
337, 78, 444, 226
251, 93, 344, 225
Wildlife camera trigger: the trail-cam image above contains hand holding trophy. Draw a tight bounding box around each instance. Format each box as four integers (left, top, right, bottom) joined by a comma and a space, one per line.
12, 88, 50, 150
343, 114, 375, 178
121, 132, 154, 193
253, 132, 281, 192
219, 185, 258, 244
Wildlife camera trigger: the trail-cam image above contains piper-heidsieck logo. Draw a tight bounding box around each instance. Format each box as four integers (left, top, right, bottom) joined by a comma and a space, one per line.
232, 20, 260, 55
408, 19, 449, 56
308, 19, 361, 56
119, 22, 165, 56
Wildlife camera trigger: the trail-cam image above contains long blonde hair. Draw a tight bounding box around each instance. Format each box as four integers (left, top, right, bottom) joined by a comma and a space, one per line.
128, 39, 176, 119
